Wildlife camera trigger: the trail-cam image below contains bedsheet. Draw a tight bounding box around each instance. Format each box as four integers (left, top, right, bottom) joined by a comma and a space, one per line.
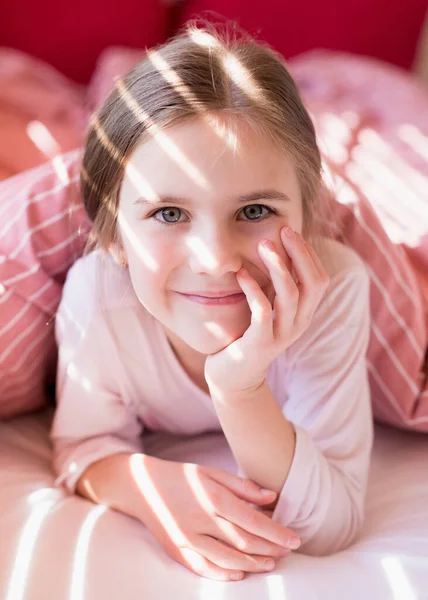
0, 409, 427, 600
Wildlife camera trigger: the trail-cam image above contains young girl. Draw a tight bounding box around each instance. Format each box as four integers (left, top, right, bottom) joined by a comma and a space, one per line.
50, 23, 373, 582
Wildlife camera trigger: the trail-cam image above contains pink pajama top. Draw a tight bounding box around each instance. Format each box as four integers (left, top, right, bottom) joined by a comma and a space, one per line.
50, 238, 373, 556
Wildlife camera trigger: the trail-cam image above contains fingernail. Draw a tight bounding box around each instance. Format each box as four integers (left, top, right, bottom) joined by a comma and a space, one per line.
283, 227, 294, 238
264, 559, 276, 569
260, 239, 274, 251
260, 489, 276, 496
288, 536, 301, 549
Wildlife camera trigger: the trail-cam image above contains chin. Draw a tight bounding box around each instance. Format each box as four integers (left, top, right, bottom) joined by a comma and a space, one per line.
186, 329, 244, 355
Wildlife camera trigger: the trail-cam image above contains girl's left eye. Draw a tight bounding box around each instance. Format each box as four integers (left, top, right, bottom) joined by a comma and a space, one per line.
149, 204, 277, 226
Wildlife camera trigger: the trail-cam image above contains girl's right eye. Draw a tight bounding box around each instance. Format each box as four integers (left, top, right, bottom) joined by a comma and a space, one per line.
152, 207, 184, 225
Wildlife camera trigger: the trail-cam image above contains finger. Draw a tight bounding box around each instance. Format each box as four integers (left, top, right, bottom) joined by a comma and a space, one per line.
258, 239, 299, 339
303, 239, 330, 280
218, 494, 301, 550
194, 535, 277, 573
212, 514, 293, 559
280, 230, 329, 330
236, 267, 273, 341
301, 241, 331, 295
280, 228, 322, 292
177, 546, 245, 581
206, 467, 277, 505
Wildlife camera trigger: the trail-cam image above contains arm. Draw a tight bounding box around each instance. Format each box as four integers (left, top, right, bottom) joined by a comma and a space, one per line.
76, 452, 160, 523
51, 259, 144, 494
211, 266, 373, 555
210, 381, 295, 511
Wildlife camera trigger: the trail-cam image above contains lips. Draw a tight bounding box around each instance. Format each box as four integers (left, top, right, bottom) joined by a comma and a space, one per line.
179, 291, 242, 298
177, 292, 246, 306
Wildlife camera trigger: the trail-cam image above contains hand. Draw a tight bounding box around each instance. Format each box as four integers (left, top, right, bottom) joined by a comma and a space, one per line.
133, 457, 300, 581
204, 227, 330, 398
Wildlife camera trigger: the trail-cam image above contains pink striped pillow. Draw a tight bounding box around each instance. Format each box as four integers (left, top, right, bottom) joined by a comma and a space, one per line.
0, 150, 90, 419
289, 51, 428, 432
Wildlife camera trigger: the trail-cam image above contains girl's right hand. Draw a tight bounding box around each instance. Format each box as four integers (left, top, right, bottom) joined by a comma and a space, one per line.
132, 456, 300, 581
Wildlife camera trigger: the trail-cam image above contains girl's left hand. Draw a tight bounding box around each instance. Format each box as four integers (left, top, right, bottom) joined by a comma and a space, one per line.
204, 226, 331, 400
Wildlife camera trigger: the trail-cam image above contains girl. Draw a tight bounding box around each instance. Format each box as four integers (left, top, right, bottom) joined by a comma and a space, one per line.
51, 23, 373, 582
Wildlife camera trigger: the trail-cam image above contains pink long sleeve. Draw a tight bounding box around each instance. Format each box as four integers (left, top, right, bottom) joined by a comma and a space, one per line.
269, 266, 374, 555
50, 260, 144, 494
51, 243, 374, 556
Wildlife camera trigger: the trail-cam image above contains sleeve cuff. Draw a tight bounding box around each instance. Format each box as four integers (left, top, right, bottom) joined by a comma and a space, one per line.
53, 435, 144, 495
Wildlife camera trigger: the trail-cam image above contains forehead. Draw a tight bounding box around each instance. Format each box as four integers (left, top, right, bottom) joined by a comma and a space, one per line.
121, 117, 301, 204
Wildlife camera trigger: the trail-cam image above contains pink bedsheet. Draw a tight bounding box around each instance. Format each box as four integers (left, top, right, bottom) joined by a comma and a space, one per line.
0, 410, 427, 600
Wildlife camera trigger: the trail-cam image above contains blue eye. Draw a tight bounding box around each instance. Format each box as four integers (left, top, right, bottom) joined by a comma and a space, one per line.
150, 204, 277, 226
153, 207, 183, 224
241, 204, 273, 221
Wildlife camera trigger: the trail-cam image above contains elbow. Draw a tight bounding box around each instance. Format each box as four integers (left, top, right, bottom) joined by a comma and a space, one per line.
299, 495, 365, 557
303, 520, 363, 557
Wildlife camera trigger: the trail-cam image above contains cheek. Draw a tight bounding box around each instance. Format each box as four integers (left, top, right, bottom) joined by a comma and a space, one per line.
127, 265, 169, 322
126, 242, 174, 303
122, 225, 172, 272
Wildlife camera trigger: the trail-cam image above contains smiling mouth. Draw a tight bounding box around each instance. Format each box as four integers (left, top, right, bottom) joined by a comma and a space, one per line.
177, 292, 246, 306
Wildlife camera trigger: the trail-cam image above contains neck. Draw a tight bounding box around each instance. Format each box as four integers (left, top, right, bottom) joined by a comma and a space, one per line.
163, 327, 207, 373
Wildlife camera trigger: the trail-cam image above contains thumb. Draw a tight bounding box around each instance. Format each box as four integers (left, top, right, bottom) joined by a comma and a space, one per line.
253, 487, 278, 505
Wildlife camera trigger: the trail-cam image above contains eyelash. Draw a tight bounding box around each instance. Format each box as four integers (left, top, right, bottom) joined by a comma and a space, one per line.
147, 204, 278, 227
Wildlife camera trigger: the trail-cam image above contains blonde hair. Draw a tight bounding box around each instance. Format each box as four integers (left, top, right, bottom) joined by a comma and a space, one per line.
81, 21, 337, 254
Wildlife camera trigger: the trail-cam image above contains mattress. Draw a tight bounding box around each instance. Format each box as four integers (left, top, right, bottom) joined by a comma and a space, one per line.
0, 409, 427, 600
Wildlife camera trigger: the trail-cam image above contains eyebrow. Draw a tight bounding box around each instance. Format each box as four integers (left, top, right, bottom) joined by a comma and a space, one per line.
133, 190, 292, 206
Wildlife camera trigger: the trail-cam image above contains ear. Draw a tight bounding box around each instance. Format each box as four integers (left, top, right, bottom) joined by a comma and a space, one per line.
108, 242, 128, 268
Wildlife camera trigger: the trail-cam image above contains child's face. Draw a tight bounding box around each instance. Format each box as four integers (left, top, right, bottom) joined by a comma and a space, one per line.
117, 116, 303, 357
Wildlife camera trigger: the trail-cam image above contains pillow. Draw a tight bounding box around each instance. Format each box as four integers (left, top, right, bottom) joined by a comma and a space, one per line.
288, 51, 428, 432
86, 47, 146, 113
0, 149, 90, 419
0, 48, 87, 181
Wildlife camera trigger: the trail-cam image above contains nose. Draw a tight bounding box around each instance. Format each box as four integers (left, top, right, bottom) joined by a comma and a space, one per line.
187, 228, 242, 276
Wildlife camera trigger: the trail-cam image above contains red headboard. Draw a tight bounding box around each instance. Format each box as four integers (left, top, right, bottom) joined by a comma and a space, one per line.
1, 0, 426, 84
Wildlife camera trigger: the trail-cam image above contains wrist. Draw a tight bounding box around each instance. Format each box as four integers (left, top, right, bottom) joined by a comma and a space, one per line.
209, 378, 268, 406
77, 452, 162, 523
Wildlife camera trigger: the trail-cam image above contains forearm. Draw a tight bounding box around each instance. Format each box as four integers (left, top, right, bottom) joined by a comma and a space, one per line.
211, 380, 296, 508
76, 451, 160, 523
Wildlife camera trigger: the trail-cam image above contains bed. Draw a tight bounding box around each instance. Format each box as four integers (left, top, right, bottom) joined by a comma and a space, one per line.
1, 8, 428, 598
1, 409, 427, 600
